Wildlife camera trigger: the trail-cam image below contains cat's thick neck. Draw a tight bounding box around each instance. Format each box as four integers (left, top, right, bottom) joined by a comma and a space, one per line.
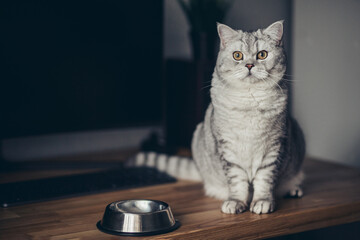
210, 69, 288, 110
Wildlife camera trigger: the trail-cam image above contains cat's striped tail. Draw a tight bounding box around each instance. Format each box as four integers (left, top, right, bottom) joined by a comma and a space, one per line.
125, 152, 202, 181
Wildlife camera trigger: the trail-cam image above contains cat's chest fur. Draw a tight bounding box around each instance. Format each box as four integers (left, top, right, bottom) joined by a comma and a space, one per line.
211, 86, 287, 178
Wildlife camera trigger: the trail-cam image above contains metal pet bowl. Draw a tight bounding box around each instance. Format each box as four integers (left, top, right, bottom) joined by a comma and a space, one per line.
97, 200, 180, 236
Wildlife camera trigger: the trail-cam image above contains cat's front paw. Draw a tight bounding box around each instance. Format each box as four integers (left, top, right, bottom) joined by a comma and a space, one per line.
221, 200, 247, 214
250, 199, 275, 214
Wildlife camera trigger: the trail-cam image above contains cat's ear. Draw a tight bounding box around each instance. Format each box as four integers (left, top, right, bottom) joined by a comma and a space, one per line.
217, 23, 238, 49
264, 20, 284, 45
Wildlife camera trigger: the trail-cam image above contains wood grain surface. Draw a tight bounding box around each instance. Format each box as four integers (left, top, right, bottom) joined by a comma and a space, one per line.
0, 158, 360, 239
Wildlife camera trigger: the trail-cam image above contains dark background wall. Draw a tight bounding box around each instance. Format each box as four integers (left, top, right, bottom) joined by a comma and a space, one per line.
0, 0, 163, 139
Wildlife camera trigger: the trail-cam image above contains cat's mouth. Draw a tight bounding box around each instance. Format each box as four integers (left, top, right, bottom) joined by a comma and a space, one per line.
246, 70, 269, 82
243, 75, 259, 83
242, 72, 268, 84
245, 71, 259, 80
234, 69, 268, 83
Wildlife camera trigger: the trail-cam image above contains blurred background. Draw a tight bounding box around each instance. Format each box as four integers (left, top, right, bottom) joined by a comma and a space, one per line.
1, 0, 360, 168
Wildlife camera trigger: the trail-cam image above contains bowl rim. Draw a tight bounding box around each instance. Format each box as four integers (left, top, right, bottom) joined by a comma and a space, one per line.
107, 199, 172, 216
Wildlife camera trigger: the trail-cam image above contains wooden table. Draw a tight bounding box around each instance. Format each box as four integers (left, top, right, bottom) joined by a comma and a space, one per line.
0, 158, 360, 239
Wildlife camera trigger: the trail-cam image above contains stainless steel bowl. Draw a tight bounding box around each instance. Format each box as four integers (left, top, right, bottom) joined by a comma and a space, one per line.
97, 200, 180, 236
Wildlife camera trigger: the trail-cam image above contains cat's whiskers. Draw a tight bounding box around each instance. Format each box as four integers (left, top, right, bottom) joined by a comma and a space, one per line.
201, 84, 212, 91
281, 73, 294, 77
257, 74, 285, 95
262, 71, 301, 82
269, 78, 284, 94
253, 69, 304, 89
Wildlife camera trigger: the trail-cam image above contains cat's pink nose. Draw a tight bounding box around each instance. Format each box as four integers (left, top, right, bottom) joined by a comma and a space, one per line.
245, 64, 254, 70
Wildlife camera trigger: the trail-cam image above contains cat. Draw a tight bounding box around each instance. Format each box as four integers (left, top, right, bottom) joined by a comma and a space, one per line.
128, 20, 305, 215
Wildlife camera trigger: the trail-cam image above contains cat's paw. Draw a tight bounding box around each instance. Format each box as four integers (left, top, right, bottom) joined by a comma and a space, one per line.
287, 187, 303, 198
250, 199, 275, 214
221, 200, 247, 214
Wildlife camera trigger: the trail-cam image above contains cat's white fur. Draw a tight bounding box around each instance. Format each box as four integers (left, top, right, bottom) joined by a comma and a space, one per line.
191, 21, 305, 214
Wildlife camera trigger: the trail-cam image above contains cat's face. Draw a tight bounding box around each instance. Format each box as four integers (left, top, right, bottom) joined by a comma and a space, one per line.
216, 21, 286, 87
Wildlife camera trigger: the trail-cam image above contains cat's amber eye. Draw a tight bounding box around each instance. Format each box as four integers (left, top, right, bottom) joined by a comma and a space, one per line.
257, 50, 268, 60
233, 51, 243, 61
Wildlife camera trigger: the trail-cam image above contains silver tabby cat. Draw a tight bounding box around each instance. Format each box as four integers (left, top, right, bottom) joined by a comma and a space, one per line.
192, 20, 305, 214
130, 21, 305, 215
